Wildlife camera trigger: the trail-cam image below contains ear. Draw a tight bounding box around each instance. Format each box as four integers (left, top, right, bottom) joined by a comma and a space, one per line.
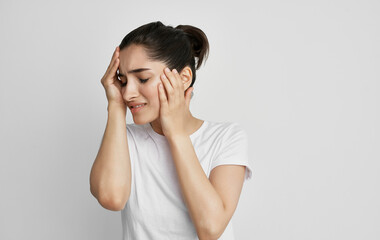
179, 66, 193, 91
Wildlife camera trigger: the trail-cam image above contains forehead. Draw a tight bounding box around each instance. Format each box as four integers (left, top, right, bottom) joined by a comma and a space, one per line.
118, 44, 164, 73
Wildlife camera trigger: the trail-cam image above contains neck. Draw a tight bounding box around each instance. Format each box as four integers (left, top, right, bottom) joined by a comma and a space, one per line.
150, 112, 203, 136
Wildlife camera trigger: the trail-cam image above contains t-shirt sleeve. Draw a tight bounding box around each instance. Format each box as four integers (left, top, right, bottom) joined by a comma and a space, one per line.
123, 124, 137, 210
126, 124, 136, 194
210, 123, 253, 181
126, 124, 136, 159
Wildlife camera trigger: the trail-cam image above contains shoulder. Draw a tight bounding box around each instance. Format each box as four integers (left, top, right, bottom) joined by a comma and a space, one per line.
206, 120, 244, 130
126, 123, 150, 143
205, 120, 247, 140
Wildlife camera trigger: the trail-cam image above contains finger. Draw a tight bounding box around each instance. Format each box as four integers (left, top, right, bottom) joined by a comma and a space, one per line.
102, 57, 119, 85
164, 67, 177, 89
110, 58, 120, 78
158, 83, 168, 110
166, 68, 183, 102
160, 73, 174, 100
172, 69, 184, 100
109, 47, 120, 72
172, 69, 184, 92
106, 46, 120, 72
110, 46, 119, 65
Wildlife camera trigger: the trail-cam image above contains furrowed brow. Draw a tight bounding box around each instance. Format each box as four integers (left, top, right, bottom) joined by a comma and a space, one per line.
118, 68, 152, 77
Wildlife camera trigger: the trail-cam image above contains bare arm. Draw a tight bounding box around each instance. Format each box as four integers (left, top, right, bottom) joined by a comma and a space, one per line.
167, 135, 245, 240
89, 103, 131, 211
90, 46, 131, 211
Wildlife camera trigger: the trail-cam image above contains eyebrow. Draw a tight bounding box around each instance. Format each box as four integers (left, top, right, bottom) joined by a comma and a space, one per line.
118, 68, 152, 76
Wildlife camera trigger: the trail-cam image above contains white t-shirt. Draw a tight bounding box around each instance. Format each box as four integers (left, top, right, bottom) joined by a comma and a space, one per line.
121, 120, 253, 240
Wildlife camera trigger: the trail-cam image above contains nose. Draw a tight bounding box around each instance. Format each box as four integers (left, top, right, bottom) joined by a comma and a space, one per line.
123, 79, 140, 102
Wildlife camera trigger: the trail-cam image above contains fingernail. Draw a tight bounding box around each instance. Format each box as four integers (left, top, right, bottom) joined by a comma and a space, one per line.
165, 67, 170, 72
173, 69, 177, 74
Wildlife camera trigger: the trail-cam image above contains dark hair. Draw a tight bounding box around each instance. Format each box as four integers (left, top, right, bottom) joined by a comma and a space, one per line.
119, 21, 209, 88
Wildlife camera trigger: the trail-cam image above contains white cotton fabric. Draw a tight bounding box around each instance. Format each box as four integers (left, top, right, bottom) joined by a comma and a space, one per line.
121, 120, 253, 240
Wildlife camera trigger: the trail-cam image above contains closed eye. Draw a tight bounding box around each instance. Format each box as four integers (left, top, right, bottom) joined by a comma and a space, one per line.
120, 78, 149, 87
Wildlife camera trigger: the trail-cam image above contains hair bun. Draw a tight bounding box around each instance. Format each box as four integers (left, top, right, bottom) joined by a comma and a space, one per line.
175, 25, 209, 70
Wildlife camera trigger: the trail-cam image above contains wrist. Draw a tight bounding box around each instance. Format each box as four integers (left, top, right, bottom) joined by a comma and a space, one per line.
166, 133, 189, 143
107, 102, 126, 112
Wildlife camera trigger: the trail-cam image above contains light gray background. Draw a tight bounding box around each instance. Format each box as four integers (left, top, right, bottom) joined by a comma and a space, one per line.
0, 0, 379, 239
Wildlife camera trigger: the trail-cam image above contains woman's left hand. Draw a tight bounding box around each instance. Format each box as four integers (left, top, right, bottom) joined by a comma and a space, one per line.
158, 67, 193, 138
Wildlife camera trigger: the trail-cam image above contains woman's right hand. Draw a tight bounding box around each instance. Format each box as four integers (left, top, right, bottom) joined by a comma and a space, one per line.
100, 46, 125, 106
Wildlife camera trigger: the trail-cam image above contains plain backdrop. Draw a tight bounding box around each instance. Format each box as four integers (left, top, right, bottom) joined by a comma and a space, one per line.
1, 0, 379, 239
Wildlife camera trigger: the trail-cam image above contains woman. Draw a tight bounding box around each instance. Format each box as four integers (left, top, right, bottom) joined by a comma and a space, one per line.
90, 21, 253, 240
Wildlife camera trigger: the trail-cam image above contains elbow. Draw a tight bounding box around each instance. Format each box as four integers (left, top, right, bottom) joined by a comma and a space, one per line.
197, 223, 223, 240
97, 194, 127, 211
90, 181, 130, 211
89, 186, 123, 211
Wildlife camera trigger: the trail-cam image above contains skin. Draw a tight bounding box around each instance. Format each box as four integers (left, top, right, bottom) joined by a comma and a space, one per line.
105, 44, 246, 239
117, 43, 204, 136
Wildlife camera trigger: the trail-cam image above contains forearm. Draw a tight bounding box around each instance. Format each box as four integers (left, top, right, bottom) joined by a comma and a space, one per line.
167, 135, 224, 239
90, 103, 131, 210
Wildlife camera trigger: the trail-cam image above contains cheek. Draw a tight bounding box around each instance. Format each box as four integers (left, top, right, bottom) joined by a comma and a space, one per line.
144, 82, 160, 104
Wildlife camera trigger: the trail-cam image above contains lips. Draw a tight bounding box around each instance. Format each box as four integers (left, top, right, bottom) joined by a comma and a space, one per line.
129, 103, 147, 114
128, 103, 147, 108
130, 103, 146, 108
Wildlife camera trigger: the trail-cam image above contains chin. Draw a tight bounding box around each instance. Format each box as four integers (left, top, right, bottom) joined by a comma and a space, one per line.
132, 113, 159, 125
132, 117, 148, 125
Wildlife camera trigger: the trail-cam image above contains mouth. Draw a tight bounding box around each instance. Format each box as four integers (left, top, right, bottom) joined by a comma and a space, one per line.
130, 103, 147, 113
130, 103, 147, 109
